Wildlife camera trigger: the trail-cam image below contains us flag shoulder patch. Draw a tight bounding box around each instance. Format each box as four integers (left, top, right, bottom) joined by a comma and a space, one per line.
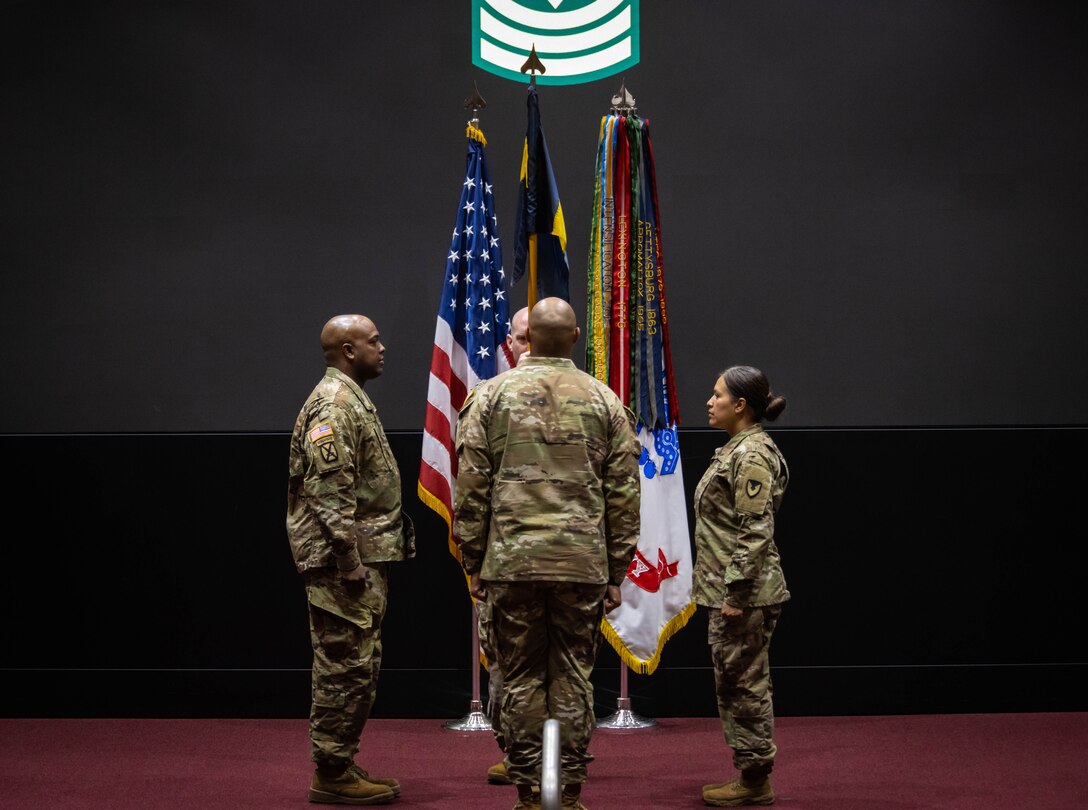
308, 422, 334, 443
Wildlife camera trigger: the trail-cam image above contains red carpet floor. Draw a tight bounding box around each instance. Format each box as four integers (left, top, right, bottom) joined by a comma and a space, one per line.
1, 713, 1085, 809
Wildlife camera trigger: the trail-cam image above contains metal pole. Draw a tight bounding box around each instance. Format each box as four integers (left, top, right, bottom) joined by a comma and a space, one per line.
540, 718, 561, 810
442, 601, 493, 731
595, 661, 657, 729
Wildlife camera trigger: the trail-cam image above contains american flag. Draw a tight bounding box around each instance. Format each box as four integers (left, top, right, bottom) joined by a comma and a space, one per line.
418, 125, 512, 559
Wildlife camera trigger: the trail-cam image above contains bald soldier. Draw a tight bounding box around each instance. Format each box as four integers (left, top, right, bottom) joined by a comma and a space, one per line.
455, 298, 641, 810
286, 314, 415, 806
506, 305, 531, 366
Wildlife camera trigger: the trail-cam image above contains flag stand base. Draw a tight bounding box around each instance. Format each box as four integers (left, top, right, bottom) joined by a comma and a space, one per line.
442, 608, 493, 732
442, 699, 493, 731
596, 697, 657, 730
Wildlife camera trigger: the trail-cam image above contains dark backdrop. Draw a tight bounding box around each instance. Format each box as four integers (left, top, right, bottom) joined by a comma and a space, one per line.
1, 2, 1086, 720
3, 1, 1087, 432
0, 427, 1084, 718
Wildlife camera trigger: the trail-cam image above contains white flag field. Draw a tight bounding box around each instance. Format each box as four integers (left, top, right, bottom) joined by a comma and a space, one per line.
586, 112, 693, 674
601, 425, 693, 673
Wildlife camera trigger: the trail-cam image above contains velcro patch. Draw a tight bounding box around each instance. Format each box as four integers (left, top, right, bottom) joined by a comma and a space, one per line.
308, 422, 334, 443
736, 462, 773, 515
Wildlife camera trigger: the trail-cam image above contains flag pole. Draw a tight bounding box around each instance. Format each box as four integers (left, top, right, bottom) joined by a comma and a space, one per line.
595, 79, 658, 732
596, 660, 657, 729
521, 45, 545, 314
442, 599, 493, 731
440, 81, 495, 733
528, 234, 538, 311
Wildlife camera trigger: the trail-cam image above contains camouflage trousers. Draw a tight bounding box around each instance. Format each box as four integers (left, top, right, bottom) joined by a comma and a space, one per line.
476, 600, 507, 752
708, 604, 783, 774
304, 563, 388, 771
488, 580, 606, 786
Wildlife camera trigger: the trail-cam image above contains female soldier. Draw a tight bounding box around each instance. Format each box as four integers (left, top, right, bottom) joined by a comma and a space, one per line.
693, 365, 789, 807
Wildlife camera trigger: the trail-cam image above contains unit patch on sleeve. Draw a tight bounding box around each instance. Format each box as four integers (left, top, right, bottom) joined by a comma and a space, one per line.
309, 420, 345, 472
736, 460, 773, 515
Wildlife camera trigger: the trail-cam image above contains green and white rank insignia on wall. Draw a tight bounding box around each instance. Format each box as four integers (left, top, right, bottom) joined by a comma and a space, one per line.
472, 0, 640, 86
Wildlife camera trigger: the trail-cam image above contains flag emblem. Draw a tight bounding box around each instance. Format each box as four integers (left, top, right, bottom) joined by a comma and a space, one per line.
307, 422, 333, 443
472, 0, 640, 86
627, 548, 680, 594
513, 85, 569, 307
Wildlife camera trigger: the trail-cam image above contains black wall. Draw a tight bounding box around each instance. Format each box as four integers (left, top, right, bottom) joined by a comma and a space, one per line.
2, 2, 1086, 719
2, 428, 1084, 719
3, 1, 1088, 431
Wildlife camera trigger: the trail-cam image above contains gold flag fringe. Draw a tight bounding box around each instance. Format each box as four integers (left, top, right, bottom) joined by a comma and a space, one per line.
417, 481, 460, 561
600, 601, 697, 675
466, 124, 487, 146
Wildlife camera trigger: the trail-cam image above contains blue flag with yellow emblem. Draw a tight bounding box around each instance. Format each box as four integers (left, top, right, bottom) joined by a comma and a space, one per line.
512, 85, 569, 306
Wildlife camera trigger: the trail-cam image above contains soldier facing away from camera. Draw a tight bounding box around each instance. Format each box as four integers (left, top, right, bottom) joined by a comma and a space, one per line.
454, 298, 641, 810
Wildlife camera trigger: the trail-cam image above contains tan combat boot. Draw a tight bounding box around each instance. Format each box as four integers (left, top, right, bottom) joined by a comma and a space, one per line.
488, 759, 513, 785
309, 765, 396, 805
562, 783, 589, 809
513, 783, 542, 810
702, 770, 774, 807
348, 764, 401, 797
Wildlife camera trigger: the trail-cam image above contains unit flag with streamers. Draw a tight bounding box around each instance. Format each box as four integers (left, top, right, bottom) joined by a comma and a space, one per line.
586, 112, 692, 674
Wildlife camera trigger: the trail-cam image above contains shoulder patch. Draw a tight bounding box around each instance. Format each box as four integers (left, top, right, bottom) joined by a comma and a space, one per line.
458, 388, 478, 419
735, 457, 773, 515
309, 417, 346, 472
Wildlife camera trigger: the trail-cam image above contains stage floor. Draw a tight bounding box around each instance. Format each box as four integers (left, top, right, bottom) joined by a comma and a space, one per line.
1, 713, 1085, 809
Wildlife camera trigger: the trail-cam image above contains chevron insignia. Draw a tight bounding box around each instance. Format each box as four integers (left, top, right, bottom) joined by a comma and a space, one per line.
472, 0, 640, 86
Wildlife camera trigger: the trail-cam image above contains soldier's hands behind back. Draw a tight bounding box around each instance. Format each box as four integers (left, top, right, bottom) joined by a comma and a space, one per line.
470, 572, 488, 601
720, 602, 744, 620
341, 564, 366, 583
603, 585, 622, 614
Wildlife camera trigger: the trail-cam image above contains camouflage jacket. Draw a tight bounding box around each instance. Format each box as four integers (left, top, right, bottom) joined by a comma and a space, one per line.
286, 367, 415, 573
692, 425, 790, 608
454, 356, 641, 585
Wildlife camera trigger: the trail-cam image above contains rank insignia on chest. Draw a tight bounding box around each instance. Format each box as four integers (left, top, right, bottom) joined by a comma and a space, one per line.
308, 422, 334, 443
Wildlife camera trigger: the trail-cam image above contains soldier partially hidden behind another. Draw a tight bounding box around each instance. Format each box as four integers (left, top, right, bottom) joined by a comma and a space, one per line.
478, 305, 530, 788
454, 298, 641, 810
286, 314, 415, 806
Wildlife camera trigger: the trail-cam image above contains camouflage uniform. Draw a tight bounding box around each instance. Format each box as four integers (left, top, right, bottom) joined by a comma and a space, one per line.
692, 424, 789, 776
287, 367, 415, 771
454, 356, 641, 787
476, 600, 506, 751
